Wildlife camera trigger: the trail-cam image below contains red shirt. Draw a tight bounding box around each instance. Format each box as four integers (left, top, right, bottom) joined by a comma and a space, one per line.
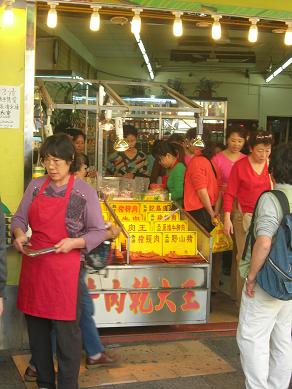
223, 156, 271, 213
184, 155, 219, 211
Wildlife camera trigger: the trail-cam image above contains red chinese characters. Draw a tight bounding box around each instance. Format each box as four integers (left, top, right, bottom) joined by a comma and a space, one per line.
129, 277, 154, 314
104, 279, 126, 314
181, 279, 200, 311
155, 279, 177, 313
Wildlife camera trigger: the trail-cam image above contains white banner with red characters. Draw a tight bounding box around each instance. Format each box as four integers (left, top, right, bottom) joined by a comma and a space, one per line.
86, 265, 209, 327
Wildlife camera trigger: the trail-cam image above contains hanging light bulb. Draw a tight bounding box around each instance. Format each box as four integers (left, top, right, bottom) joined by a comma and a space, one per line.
90, 6, 101, 32
47, 2, 58, 29
131, 8, 142, 35
212, 15, 222, 40
172, 11, 183, 37
192, 135, 205, 148
2, 0, 14, 27
113, 117, 129, 152
248, 18, 259, 43
284, 22, 292, 46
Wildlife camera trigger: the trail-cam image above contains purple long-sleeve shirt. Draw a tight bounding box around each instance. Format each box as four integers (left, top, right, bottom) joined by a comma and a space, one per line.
11, 176, 107, 253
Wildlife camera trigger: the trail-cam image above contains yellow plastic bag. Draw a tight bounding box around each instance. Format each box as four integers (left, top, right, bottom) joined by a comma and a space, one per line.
211, 221, 233, 253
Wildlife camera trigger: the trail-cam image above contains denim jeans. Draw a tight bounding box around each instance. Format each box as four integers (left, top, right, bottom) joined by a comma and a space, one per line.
80, 268, 105, 356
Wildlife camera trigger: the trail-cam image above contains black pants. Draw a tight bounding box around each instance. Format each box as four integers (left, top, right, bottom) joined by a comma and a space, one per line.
188, 208, 214, 233
25, 279, 82, 389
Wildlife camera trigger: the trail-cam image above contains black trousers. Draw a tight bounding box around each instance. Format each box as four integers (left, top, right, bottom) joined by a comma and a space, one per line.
188, 208, 214, 233
25, 278, 82, 389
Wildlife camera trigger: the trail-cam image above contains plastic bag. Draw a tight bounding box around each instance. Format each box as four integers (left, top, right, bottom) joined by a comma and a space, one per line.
211, 221, 233, 253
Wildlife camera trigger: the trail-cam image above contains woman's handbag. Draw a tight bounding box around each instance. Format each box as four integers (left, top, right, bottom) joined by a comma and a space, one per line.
211, 221, 233, 253
85, 240, 112, 272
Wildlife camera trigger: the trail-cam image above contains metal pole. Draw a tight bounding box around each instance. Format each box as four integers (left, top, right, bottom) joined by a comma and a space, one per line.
84, 84, 88, 154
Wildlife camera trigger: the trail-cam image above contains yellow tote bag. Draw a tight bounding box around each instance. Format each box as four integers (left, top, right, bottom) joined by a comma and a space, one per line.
211, 221, 233, 253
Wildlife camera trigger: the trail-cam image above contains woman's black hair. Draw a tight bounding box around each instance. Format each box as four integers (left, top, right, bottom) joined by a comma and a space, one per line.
226, 127, 246, 141
155, 141, 185, 165
123, 124, 138, 138
64, 128, 86, 142
40, 133, 81, 173
248, 130, 273, 148
168, 133, 184, 144
185, 128, 197, 141
269, 143, 292, 185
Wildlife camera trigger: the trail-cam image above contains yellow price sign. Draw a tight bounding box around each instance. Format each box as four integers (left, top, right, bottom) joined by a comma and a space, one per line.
162, 232, 197, 256
116, 213, 144, 222
130, 233, 163, 255
154, 221, 188, 233
109, 202, 140, 214
140, 202, 172, 213
123, 222, 151, 233
147, 212, 180, 222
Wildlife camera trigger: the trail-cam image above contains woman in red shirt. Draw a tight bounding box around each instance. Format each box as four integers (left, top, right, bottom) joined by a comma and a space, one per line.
223, 130, 273, 303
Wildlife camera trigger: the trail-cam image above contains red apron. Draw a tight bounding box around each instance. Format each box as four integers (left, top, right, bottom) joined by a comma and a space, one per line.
17, 175, 81, 321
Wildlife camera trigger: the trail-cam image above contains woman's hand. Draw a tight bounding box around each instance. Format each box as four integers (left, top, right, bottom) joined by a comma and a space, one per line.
107, 226, 121, 240
224, 214, 234, 236
124, 173, 134, 179
245, 275, 256, 298
55, 237, 85, 253
13, 228, 29, 254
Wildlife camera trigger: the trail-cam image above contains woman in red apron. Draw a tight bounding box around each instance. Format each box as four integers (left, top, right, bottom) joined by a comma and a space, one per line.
12, 134, 108, 389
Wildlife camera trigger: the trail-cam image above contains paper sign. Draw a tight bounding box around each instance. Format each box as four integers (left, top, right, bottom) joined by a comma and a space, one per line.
154, 221, 188, 232
141, 202, 172, 213
109, 202, 141, 214
116, 213, 144, 222
123, 222, 151, 233
0, 86, 20, 128
162, 232, 197, 256
130, 233, 163, 255
147, 212, 180, 222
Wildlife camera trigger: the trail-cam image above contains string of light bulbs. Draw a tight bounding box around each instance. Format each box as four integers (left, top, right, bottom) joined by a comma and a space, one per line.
42, 4, 292, 47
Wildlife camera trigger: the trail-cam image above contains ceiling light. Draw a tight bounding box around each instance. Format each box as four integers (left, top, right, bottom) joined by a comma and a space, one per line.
212, 15, 222, 40
90, 6, 101, 31
248, 18, 259, 43
172, 11, 183, 37
47, 2, 58, 29
265, 56, 292, 83
131, 8, 142, 35
2, 0, 14, 27
284, 22, 292, 45
133, 33, 155, 80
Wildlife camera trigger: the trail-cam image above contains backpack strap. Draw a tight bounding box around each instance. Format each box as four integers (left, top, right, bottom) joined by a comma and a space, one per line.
242, 189, 290, 260
269, 190, 290, 216
242, 190, 273, 260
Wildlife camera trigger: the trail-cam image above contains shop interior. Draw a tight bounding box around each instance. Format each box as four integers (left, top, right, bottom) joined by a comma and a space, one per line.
4, 0, 292, 342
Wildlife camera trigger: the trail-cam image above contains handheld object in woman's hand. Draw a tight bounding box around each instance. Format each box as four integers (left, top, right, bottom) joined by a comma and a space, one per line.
23, 246, 56, 257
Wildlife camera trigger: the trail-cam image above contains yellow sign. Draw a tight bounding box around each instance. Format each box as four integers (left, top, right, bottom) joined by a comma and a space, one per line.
123, 222, 151, 233
102, 211, 109, 221
140, 202, 172, 213
147, 212, 180, 222
109, 202, 141, 214
162, 232, 197, 256
130, 233, 163, 255
116, 213, 144, 222
154, 221, 188, 232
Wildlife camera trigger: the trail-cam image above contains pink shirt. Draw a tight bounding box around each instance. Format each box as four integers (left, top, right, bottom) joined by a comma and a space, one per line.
212, 151, 246, 191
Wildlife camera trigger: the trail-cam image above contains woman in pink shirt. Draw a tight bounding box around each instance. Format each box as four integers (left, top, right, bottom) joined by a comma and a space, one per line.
211, 129, 246, 294
223, 131, 273, 303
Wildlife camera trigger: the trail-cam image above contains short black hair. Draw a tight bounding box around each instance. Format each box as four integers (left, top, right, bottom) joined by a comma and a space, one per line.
40, 133, 81, 173
123, 125, 138, 138
155, 141, 185, 165
185, 128, 197, 140
269, 143, 292, 185
168, 133, 184, 144
226, 128, 246, 141
65, 128, 86, 142
248, 130, 273, 148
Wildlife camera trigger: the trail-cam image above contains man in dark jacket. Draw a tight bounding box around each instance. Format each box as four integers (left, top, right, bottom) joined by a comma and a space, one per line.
0, 205, 7, 316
